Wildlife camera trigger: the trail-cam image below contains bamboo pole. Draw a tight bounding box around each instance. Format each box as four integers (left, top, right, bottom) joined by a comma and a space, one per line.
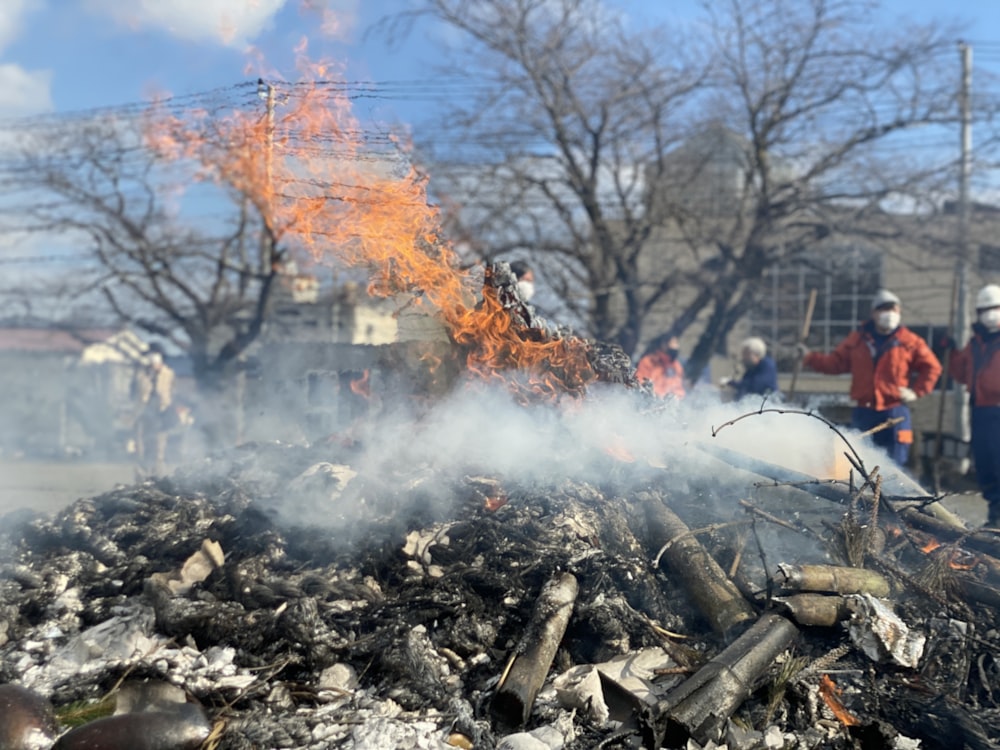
644, 498, 756, 637
787, 288, 818, 401
774, 594, 851, 627
649, 613, 800, 746
491, 572, 579, 728
777, 563, 891, 597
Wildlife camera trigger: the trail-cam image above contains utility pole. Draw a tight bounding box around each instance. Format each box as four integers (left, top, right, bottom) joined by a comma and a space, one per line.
954, 41, 972, 444
260, 80, 277, 271
265, 81, 276, 211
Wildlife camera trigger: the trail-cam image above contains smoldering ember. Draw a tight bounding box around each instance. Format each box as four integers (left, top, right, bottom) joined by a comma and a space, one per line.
1, 265, 1000, 750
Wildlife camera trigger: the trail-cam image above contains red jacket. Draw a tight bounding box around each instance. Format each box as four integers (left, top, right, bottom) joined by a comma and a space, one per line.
950, 325, 1000, 407
803, 322, 941, 410
636, 352, 686, 398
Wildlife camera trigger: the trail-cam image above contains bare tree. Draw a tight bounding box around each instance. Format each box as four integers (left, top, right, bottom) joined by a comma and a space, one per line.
0, 114, 285, 394
674, 0, 960, 374
386, 0, 709, 355
393, 0, 963, 371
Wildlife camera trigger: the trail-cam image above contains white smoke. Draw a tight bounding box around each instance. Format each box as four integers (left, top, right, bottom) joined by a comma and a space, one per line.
263, 376, 922, 530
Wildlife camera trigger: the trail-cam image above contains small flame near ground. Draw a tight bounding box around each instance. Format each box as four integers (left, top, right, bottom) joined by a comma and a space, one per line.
819, 674, 860, 727
918, 537, 978, 570
143, 49, 596, 397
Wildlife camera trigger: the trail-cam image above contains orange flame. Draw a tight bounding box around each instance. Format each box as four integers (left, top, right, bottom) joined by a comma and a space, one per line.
143, 54, 595, 398
918, 536, 979, 570
349, 369, 371, 399
484, 493, 509, 512
602, 433, 636, 463
819, 675, 860, 727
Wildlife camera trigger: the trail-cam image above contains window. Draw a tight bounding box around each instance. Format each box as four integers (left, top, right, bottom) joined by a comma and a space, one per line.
752, 244, 883, 358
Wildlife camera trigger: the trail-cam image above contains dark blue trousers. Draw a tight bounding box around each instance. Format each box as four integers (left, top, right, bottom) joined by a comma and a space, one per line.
852, 405, 913, 466
971, 406, 1000, 525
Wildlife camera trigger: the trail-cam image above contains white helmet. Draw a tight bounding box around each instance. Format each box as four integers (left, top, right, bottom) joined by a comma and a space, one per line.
871, 289, 901, 309
977, 284, 1000, 310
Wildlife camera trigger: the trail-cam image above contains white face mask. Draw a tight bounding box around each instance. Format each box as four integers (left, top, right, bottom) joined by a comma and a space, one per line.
875, 310, 900, 331
980, 308, 1000, 330
517, 280, 535, 302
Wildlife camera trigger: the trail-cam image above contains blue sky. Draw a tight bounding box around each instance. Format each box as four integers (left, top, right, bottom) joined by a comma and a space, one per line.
2, 0, 999, 126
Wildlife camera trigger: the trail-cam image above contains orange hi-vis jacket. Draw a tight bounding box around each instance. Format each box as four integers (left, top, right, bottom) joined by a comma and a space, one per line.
636, 351, 686, 399
803, 322, 941, 411
950, 325, 1000, 407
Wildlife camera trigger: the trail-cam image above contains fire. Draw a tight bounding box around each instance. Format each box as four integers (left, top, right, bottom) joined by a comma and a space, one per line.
602, 433, 636, 463
917, 535, 979, 571
143, 51, 596, 399
884, 523, 904, 539
920, 539, 942, 554
484, 493, 509, 512
349, 370, 371, 399
818, 674, 860, 727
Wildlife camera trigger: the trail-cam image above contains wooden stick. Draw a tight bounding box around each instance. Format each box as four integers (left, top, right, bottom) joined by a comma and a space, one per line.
787, 288, 818, 400
648, 613, 800, 746
644, 499, 756, 637
859, 416, 905, 437
491, 572, 578, 728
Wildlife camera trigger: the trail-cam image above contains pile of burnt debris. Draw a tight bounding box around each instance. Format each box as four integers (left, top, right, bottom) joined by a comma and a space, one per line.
2, 427, 1000, 750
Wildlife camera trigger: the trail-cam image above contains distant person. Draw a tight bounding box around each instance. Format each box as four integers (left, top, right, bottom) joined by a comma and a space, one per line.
636, 335, 686, 399
799, 289, 941, 466
508, 260, 536, 302
722, 336, 779, 399
132, 343, 175, 477
946, 284, 1000, 527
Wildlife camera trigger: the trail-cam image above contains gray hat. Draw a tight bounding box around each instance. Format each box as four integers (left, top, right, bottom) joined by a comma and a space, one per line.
871, 289, 901, 309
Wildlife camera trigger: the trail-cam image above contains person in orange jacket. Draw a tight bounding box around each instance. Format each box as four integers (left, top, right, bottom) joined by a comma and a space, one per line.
947, 284, 1000, 527
636, 335, 686, 399
799, 289, 941, 466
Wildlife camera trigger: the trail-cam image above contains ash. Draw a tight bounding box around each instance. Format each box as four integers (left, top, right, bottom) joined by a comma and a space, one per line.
1, 435, 999, 750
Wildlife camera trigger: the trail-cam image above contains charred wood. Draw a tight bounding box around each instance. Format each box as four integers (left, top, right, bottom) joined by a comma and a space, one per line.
492, 572, 579, 729
642, 498, 756, 637
777, 564, 891, 597
774, 594, 851, 627
887, 693, 1000, 750
899, 507, 1000, 562
645, 612, 800, 747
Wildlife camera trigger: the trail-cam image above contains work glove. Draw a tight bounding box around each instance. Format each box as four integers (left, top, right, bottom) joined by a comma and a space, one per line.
899, 386, 917, 403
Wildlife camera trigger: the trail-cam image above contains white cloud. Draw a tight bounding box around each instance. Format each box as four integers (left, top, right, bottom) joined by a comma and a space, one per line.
85, 0, 288, 47
0, 0, 42, 54
0, 64, 53, 116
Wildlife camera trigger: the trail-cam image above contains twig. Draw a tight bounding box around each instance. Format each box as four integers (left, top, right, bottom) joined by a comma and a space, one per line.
750, 517, 773, 606
654, 666, 696, 676
729, 529, 748, 578
711, 406, 868, 477
864, 474, 884, 564
740, 500, 823, 541
652, 520, 750, 568
859, 417, 904, 437
215, 656, 296, 716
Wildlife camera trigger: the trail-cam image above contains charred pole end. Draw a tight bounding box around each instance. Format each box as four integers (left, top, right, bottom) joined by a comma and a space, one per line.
491, 571, 579, 728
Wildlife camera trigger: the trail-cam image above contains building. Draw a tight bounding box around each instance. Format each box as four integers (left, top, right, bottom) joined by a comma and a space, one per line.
0, 326, 132, 457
